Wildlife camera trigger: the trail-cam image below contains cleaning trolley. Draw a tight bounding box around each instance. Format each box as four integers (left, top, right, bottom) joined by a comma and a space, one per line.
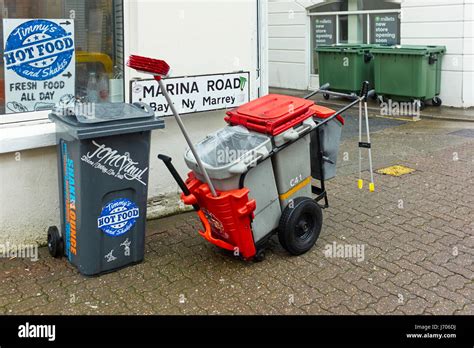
127, 55, 373, 262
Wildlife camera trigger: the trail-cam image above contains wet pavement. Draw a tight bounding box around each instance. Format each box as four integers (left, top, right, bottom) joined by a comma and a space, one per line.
1, 108, 473, 315
274, 87, 474, 123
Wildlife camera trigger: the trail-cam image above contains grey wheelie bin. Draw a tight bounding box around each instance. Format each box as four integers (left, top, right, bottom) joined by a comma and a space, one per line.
47, 101, 164, 276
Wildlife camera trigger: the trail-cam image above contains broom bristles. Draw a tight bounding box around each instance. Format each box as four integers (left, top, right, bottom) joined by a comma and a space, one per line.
127, 55, 170, 77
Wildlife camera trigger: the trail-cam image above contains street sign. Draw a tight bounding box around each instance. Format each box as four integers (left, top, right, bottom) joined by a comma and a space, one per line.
130, 72, 250, 117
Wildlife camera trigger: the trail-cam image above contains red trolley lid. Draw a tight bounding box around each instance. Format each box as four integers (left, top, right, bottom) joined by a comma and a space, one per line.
225, 94, 315, 136
310, 105, 345, 126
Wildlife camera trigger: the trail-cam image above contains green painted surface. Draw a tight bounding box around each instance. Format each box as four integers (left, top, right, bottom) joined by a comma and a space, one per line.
371, 45, 446, 101
316, 44, 378, 93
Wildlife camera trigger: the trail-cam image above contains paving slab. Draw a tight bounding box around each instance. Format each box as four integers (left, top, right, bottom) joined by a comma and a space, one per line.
0, 111, 473, 315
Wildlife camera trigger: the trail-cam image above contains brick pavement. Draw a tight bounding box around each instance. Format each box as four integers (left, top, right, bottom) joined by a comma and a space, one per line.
0, 119, 472, 315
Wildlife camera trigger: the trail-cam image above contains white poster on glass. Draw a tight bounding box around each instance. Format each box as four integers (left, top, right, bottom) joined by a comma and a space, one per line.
2, 18, 75, 113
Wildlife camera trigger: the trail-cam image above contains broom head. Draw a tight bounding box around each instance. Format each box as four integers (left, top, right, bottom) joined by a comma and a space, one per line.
127, 55, 170, 80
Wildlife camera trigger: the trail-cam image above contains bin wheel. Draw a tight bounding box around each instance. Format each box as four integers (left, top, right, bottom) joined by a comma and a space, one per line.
413, 99, 426, 111
432, 96, 442, 107
47, 226, 63, 258
371, 92, 378, 101
278, 197, 323, 256
323, 93, 330, 100
377, 95, 385, 106
253, 248, 266, 262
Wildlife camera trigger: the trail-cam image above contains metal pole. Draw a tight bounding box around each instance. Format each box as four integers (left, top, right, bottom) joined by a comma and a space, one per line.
158, 79, 218, 197
364, 99, 375, 189
358, 99, 363, 188
303, 83, 330, 100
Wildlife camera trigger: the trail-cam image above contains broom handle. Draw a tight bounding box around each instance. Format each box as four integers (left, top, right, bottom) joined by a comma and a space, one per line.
158, 79, 218, 197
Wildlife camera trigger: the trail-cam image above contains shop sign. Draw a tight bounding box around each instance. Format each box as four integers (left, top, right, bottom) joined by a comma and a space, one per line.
315, 16, 335, 46
2, 19, 75, 113
372, 14, 399, 45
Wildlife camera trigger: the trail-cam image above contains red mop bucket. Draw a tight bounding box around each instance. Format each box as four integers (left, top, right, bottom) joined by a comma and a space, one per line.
182, 172, 257, 259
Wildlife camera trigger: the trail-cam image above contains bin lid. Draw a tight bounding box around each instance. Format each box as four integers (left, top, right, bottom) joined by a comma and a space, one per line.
316, 44, 378, 53
225, 94, 315, 136
370, 45, 446, 55
310, 105, 344, 126
49, 102, 164, 140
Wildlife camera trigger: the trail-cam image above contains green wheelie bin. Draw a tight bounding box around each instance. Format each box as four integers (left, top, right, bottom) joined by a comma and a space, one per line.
316, 44, 378, 98
371, 45, 446, 108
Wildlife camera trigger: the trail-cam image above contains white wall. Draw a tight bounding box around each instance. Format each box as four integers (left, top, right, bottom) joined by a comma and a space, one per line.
124, 0, 261, 99
268, 0, 324, 90
401, 0, 473, 107
0, 0, 266, 247
124, 0, 263, 212
0, 147, 59, 248
268, 0, 473, 108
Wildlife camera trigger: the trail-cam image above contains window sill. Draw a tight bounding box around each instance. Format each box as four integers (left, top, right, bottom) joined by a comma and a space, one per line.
0, 119, 57, 154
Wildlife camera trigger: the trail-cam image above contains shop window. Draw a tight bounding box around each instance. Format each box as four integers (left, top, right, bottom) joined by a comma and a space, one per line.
309, 0, 401, 75
338, 14, 366, 44
0, 0, 124, 118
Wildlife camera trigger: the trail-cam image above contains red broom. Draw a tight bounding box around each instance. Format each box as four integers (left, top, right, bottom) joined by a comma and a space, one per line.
127, 55, 218, 197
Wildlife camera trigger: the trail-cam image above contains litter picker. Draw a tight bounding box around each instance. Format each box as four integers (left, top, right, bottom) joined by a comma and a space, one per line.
127, 55, 218, 197
357, 82, 375, 192
304, 81, 375, 192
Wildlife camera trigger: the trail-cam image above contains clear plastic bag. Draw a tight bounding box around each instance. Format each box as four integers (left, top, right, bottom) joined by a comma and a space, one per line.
190, 126, 270, 168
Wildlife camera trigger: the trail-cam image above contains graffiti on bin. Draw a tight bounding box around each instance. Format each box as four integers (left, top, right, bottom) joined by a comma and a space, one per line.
62, 141, 77, 259
98, 198, 139, 237
104, 249, 117, 263
120, 238, 131, 257
81, 140, 149, 186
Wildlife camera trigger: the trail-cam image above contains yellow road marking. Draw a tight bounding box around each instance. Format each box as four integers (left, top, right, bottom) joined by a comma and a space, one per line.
376, 165, 415, 177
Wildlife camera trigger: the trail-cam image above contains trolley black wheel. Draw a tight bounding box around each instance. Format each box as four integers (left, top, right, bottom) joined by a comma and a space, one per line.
432, 96, 442, 107
323, 93, 330, 100
47, 226, 63, 258
278, 197, 323, 256
253, 248, 266, 262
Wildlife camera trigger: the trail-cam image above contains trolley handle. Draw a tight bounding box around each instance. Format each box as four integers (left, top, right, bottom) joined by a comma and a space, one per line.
359, 81, 370, 98
229, 153, 265, 174
245, 153, 265, 170
303, 83, 330, 100
158, 154, 200, 211
296, 123, 313, 136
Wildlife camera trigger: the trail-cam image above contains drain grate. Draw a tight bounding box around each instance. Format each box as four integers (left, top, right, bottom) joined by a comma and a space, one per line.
449, 129, 474, 138
376, 165, 415, 177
